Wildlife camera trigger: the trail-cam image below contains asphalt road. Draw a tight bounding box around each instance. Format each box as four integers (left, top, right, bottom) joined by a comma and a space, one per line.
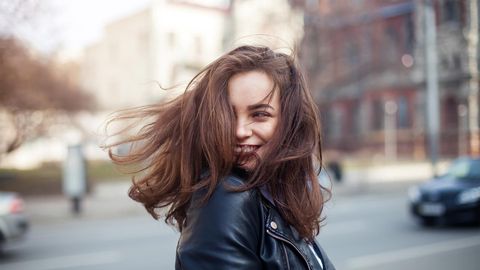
319, 193, 480, 270
1, 189, 479, 270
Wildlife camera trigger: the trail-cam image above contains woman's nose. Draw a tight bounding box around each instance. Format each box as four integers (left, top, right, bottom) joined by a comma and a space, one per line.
236, 121, 252, 139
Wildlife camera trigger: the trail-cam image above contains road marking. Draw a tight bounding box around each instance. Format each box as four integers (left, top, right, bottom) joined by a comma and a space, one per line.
0, 250, 121, 270
348, 235, 480, 269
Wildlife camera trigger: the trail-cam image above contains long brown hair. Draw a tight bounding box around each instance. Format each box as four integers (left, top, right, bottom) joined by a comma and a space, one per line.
107, 45, 327, 240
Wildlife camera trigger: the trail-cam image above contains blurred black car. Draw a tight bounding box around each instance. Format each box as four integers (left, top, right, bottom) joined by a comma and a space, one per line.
408, 157, 480, 226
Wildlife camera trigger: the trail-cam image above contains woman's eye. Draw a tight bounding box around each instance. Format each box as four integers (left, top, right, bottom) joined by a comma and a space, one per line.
252, 111, 271, 119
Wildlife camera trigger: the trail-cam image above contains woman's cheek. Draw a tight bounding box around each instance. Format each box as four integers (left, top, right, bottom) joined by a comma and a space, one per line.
264, 122, 277, 140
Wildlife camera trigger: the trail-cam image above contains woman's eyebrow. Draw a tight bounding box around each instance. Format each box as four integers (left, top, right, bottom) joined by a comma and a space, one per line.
247, 103, 275, 111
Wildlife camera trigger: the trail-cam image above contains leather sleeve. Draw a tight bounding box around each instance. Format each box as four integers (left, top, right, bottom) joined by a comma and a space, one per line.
176, 176, 263, 270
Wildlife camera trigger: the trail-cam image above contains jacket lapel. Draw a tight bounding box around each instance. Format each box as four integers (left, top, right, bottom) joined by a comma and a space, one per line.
265, 206, 319, 270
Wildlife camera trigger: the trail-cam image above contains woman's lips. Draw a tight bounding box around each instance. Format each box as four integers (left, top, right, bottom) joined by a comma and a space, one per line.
234, 145, 260, 154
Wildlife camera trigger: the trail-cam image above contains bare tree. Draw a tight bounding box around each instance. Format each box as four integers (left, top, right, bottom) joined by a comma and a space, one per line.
0, 1, 95, 162
0, 38, 94, 155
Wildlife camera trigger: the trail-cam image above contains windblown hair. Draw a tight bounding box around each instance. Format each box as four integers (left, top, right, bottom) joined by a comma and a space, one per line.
107, 45, 327, 240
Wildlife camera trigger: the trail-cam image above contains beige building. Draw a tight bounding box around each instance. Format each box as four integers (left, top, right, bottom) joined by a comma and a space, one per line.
230, 0, 304, 50
151, 0, 232, 100
80, 0, 231, 110
81, 8, 154, 110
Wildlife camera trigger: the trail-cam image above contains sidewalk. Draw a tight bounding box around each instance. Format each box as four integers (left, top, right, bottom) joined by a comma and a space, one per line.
25, 162, 441, 224
330, 161, 446, 196
24, 181, 145, 224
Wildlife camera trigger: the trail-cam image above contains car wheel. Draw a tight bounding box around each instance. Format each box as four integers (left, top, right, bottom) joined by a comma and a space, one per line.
421, 217, 436, 227
0, 233, 5, 254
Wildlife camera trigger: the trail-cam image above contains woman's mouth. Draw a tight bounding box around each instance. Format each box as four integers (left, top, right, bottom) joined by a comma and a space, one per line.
234, 145, 260, 154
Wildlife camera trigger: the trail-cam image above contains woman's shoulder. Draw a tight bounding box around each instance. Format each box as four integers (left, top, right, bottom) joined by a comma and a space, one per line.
182, 172, 264, 242
177, 172, 264, 269
192, 172, 259, 210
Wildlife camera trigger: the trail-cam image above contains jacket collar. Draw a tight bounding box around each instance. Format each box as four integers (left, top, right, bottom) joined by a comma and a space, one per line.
261, 192, 321, 270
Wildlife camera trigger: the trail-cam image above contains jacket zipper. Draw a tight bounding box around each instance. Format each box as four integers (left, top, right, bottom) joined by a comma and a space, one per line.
281, 242, 291, 270
266, 229, 312, 270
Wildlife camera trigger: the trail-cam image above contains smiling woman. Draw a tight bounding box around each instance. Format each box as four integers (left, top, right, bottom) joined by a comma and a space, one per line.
106, 45, 335, 270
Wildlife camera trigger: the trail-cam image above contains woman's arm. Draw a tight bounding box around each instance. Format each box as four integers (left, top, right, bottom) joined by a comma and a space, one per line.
176, 176, 263, 270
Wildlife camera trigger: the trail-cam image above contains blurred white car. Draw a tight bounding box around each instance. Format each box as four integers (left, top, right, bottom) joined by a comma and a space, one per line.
0, 192, 29, 252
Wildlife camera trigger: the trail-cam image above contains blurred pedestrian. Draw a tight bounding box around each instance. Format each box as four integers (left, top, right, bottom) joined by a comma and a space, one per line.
324, 150, 343, 183
108, 45, 335, 269
327, 160, 343, 182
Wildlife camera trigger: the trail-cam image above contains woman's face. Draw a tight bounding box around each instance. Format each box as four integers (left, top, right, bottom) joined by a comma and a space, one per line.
228, 70, 280, 171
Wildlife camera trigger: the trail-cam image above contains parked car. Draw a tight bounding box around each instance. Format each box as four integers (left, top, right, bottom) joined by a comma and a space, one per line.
0, 192, 29, 252
408, 157, 480, 226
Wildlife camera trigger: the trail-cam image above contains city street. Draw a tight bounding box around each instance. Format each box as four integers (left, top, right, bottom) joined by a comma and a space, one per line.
0, 188, 479, 270
2, 1, 479, 270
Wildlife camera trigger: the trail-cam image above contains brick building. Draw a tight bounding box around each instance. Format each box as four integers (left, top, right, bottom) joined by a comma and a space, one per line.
296, 0, 478, 160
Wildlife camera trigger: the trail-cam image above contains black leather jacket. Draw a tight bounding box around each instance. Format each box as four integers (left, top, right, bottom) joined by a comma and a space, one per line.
175, 172, 336, 270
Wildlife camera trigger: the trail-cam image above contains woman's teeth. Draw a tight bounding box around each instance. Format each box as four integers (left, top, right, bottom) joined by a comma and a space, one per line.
235, 145, 260, 153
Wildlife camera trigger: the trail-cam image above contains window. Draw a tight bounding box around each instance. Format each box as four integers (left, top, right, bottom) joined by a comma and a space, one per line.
362, 29, 373, 65
404, 14, 415, 53
329, 106, 344, 138
453, 54, 462, 69
347, 43, 359, 66
352, 102, 362, 135
372, 99, 384, 130
397, 96, 410, 128
384, 26, 398, 62
443, 0, 459, 22
444, 96, 458, 128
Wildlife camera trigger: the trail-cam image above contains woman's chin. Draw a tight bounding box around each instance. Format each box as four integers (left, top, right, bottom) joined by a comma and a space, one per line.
236, 160, 256, 171
234, 151, 262, 171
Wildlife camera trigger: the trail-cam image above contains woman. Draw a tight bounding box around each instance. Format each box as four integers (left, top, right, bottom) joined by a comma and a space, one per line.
108, 45, 335, 269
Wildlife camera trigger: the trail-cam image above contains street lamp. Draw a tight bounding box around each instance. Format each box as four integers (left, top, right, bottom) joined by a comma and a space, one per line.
458, 104, 468, 156
424, 0, 440, 176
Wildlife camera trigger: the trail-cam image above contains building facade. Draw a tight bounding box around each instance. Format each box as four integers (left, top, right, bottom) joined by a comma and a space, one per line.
230, 0, 304, 49
80, 0, 231, 110
298, 0, 479, 160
